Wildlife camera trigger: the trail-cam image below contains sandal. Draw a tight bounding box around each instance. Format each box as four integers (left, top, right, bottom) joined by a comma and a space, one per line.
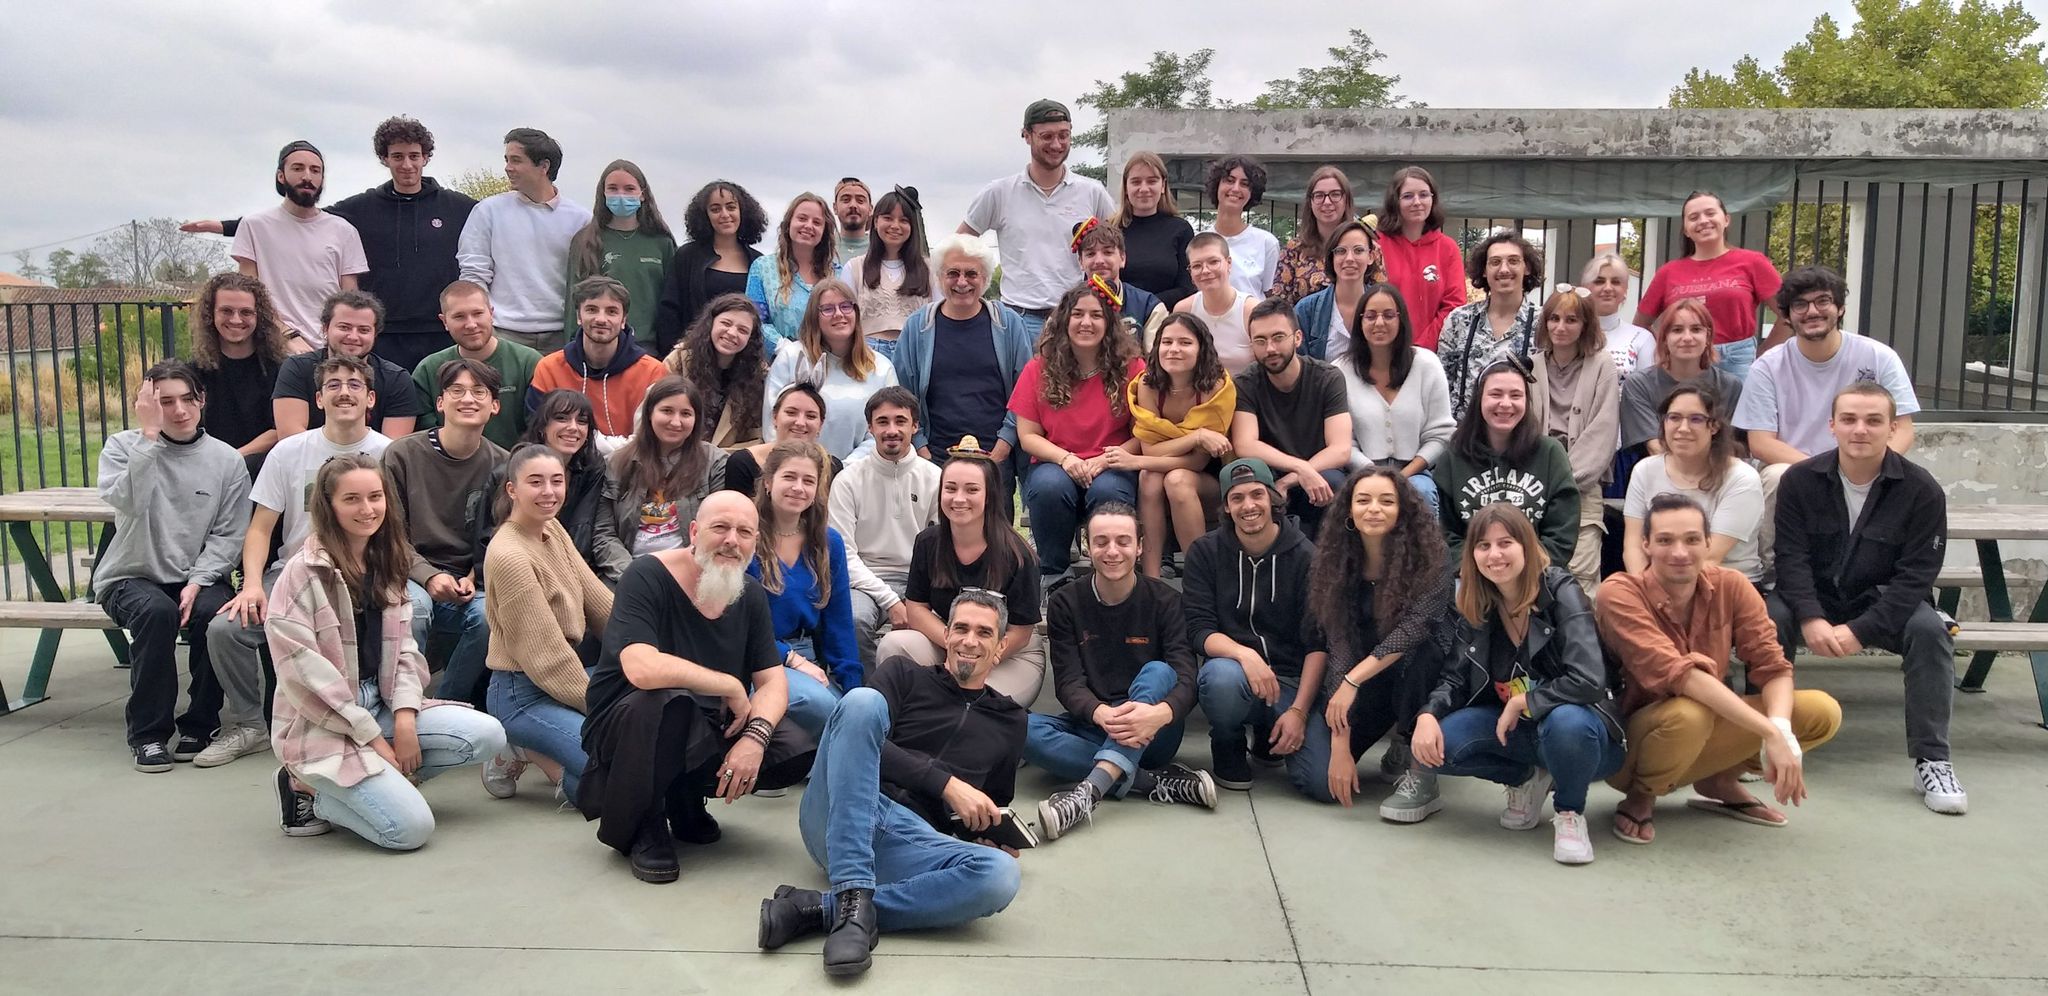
1685, 796, 1786, 827
1611, 808, 1655, 845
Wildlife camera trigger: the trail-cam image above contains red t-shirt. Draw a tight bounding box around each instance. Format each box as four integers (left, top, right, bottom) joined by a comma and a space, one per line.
1637, 249, 1783, 346
1008, 356, 1146, 460
1379, 229, 1468, 350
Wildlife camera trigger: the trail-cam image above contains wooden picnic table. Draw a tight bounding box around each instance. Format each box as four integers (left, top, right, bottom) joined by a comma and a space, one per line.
0, 487, 127, 714
1945, 506, 2048, 726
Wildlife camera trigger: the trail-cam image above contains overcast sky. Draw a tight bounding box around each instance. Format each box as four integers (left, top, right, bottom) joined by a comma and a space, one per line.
2, 0, 2019, 273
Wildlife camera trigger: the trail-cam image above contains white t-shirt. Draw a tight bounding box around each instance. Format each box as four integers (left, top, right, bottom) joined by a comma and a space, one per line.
1600, 313, 1657, 377
1841, 473, 1874, 528
1733, 333, 1920, 456
963, 171, 1116, 312
1624, 454, 1765, 581
250, 427, 393, 559
1325, 308, 1352, 367
229, 205, 369, 347
1209, 223, 1280, 299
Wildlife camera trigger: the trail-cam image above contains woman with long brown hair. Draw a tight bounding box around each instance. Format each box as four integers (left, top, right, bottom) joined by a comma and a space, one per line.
1294, 219, 1384, 364
1530, 286, 1619, 594
1272, 165, 1357, 305
1377, 166, 1467, 350
747, 193, 837, 351
1411, 503, 1625, 865
566, 159, 676, 347
760, 278, 898, 460
192, 271, 290, 470
662, 293, 766, 449
601, 376, 726, 559
1011, 282, 1147, 586
840, 186, 933, 362
267, 453, 508, 847
1125, 313, 1235, 576
746, 439, 857, 735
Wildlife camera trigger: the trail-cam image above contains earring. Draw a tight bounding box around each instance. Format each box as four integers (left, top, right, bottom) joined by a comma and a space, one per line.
1344, 517, 1359, 533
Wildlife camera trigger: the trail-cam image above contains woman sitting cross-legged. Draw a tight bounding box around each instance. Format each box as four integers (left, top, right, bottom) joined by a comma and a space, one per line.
479, 444, 615, 810
746, 438, 859, 737
1410, 502, 1626, 865
268, 453, 508, 849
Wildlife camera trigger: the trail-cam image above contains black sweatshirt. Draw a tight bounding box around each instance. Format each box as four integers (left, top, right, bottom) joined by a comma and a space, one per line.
1773, 448, 1946, 648
1181, 519, 1322, 683
870, 655, 1028, 827
328, 179, 475, 334
1047, 575, 1199, 721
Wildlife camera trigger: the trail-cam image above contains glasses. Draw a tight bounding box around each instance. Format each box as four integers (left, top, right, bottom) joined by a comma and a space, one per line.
944, 268, 984, 281
320, 379, 369, 393
1662, 412, 1713, 427
1789, 296, 1836, 313
1309, 191, 1347, 203
959, 586, 1009, 606
817, 302, 856, 316
442, 385, 495, 400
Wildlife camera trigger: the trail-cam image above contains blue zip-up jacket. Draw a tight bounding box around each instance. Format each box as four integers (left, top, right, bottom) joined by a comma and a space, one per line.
892, 300, 1036, 453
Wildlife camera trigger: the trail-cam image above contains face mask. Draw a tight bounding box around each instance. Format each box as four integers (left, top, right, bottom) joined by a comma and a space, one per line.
606, 195, 641, 217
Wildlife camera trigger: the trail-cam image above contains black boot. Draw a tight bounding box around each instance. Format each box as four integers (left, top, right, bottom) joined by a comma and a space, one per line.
628, 817, 679, 884
668, 796, 722, 845
821, 887, 879, 976
758, 884, 827, 949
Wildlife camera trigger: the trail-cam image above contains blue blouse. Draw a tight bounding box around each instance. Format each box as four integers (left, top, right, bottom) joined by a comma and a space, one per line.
745, 254, 814, 353
746, 526, 860, 688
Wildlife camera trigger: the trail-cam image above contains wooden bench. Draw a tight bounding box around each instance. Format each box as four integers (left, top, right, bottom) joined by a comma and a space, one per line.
0, 602, 116, 629
0, 487, 127, 714
1946, 507, 2048, 727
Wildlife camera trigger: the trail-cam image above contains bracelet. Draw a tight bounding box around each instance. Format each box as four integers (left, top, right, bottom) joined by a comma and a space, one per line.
1284, 706, 1307, 718
1341, 675, 1362, 690
745, 717, 774, 739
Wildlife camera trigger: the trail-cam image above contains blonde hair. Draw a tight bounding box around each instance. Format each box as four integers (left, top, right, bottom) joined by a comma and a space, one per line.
1654, 297, 1720, 372
1112, 152, 1180, 228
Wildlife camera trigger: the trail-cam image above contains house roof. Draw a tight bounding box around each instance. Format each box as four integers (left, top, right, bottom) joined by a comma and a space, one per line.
0, 286, 182, 355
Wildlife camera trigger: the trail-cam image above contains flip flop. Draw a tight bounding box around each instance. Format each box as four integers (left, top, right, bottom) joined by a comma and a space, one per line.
1685, 796, 1787, 827
1611, 809, 1654, 845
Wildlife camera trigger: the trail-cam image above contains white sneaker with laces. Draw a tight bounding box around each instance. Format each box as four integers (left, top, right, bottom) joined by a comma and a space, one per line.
193, 724, 271, 768
1501, 768, 1553, 830
482, 749, 528, 799
1552, 811, 1595, 864
1915, 759, 1968, 815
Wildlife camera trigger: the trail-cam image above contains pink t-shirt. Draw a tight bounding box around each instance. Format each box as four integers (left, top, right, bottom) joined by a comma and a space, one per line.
1637, 249, 1782, 346
1008, 356, 1146, 460
229, 205, 369, 347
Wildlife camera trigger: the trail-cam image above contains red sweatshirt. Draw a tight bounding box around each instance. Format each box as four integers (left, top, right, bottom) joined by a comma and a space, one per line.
1380, 230, 1468, 350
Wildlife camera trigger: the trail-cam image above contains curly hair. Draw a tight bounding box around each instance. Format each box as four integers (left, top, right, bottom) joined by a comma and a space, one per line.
1464, 231, 1544, 295
1205, 154, 1267, 209
371, 116, 434, 159
751, 438, 834, 609
775, 193, 837, 306
1036, 283, 1142, 418
1308, 467, 1447, 660
1139, 312, 1225, 397
191, 272, 287, 370
683, 180, 768, 246
667, 293, 765, 433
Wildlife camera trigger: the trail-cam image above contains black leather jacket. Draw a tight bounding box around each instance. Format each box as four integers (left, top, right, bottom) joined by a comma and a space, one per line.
1422, 566, 1626, 746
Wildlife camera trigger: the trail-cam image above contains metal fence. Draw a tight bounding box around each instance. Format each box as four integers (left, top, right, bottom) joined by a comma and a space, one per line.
0, 300, 184, 598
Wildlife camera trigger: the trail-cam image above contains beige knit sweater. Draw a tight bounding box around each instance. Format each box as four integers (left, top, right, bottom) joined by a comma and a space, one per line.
482, 517, 613, 712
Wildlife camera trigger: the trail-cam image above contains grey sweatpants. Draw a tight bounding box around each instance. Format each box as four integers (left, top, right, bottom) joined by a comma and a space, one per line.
202, 564, 282, 732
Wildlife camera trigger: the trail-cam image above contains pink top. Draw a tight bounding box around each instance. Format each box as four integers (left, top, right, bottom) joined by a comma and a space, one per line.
1637, 249, 1783, 346
1379, 229, 1467, 350
1008, 356, 1147, 460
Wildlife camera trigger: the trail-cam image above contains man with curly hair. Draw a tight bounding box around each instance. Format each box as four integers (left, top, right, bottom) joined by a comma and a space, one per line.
192, 272, 290, 476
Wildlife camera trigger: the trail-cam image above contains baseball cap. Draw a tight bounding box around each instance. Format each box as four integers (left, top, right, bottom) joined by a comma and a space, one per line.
1023, 99, 1071, 128
1220, 458, 1278, 493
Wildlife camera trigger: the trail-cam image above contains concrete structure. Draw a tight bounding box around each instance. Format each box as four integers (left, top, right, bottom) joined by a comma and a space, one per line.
1110, 109, 2048, 415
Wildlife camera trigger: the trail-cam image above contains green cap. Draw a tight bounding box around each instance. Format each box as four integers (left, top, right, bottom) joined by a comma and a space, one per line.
1220, 457, 1278, 494
1023, 99, 1071, 128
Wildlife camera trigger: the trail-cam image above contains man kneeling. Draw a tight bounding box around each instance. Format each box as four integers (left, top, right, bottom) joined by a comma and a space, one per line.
1030, 502, 1215, 841
579, 491, 814, 883
1597, 494, 1842, 844
758, 590, 1026, 977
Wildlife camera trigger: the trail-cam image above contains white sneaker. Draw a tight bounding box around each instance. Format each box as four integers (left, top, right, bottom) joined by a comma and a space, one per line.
192, 725, 270, 768
482, 749, 528, 799
1501, 768, 1552, 830
1915, 759, 1968, 815
1552, 811, 1595, 864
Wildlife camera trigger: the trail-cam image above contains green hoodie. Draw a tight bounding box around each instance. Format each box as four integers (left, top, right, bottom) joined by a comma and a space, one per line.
1432, 433, 1580, 566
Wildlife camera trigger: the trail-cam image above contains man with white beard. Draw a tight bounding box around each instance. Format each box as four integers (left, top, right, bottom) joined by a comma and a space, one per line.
578, 491, 816, 884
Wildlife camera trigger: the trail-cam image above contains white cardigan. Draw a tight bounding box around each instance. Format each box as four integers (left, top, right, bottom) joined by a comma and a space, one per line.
1339, 347, 1455, 469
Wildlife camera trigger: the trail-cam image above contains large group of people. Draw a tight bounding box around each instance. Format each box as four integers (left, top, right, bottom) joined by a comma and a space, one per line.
97, 103, 1956, 978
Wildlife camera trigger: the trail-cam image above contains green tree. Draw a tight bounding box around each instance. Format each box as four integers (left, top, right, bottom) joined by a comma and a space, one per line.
1073, 48, 1220, 183
12, 250, 45, 284
44, 249, 113, 289
1253, 29, 1407, 109
449, 167, 512, 201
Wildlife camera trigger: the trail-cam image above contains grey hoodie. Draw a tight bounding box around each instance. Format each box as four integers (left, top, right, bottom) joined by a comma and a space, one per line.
93, 429, 249, 592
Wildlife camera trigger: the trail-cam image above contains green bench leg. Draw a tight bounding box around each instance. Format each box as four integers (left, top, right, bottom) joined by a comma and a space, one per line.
1958, 540, 2014, 693
3, 521, 70, 715
2032, 651, 2048, 730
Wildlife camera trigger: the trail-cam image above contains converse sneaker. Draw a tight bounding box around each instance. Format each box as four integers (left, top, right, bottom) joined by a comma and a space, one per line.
1552, 811, 1595, 864
1210, 737, 1254, 791
482, 748, 528, 799
1036, 784, 1098, 842
1146, 762, 1218, 809
171, 734, 207, 763
1501, 768, 1553, 830
1379, 769, 1444, 823
1915, 759, 1968, 815
193, 725, 270, 768
132, 742, 173, 773
273, 766, 330, 837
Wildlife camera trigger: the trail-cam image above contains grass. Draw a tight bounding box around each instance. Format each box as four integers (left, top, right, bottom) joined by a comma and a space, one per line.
0, 424, 113, 598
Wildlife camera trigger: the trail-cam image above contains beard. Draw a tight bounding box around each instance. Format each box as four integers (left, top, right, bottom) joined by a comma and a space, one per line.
285, 183, 322, 208
949, 658, 978, 685
693, 546, 747, 610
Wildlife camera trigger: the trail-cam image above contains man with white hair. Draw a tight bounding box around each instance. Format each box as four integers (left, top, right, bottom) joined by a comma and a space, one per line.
578, 490, 817, 884
891, 234, 1036, 473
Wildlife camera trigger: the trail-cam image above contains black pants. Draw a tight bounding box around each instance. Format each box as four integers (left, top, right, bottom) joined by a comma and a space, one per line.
99, 578, 233, 747
372, 329, 457, 375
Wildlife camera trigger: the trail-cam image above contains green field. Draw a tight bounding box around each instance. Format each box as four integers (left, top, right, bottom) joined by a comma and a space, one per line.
0, 425, 112, 597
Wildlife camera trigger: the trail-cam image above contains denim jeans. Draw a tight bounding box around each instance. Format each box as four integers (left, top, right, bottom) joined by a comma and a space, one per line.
797, 689, 1020, 932
407, 581, 491, 708
1014, 311, 1047, 341
1425, 703, 1623, 813
1024, 659, 1184, 797
866, 335, 900, 365
1713, 336, 1756, 381
1021, 462, 1139, 575
1405, 470, 1441, 519
486, 669, 590, 804
1199, 656, 1316, 794
100, 578, 233, 747
301, 701, 507, 850
783, 666, 845, 739
1201, 655, 1417, 803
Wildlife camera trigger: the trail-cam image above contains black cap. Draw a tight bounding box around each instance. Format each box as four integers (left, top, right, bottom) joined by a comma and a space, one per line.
277, 140, 322, 170
1023, 99, 1071, 128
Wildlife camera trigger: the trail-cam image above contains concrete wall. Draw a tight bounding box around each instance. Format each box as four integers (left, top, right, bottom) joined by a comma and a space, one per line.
1918, 421, 2048, 619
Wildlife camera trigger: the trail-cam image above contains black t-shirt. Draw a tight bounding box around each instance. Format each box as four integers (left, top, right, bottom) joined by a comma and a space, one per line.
272, 349, 425, 433
198, 353, 279, 450
1486, 625, 1532, 706
1120, 212, 1196, 308
1234, 355, 1348, 461
585, 554, 780, 721
903, 526, 1042, 628
924, 308, 1010, 453
702, 266, 748, 303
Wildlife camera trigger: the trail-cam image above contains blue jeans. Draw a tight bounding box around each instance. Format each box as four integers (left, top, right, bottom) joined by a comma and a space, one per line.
1024, 660, 1184, 797
783, 667, 844, 739
866, 335, 899, 365
797, 689, 1021, 931
486, 669, 589, 805
1405, 470, 1441, 518
408, 581, 491, 708
1714, 336, 1755, 381
1014, 311, 1047, 341
1425, 703, 1623, 813
300, 702, 506, 850
1021, 462, 1139, 575
1198, 657, 1318, 793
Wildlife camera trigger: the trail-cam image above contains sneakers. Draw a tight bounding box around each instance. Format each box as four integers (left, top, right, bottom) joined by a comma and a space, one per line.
1501, 768, 1553, 830
193, 725, 270, 768
1377, 742, 1408, 784
1146, 762, 1218, 809
758, 885, 827, 950
822, 887, 879, 977
1210, 738, 1254, 791
1036, 784, 1099, 842
1552, 811, 1595, 864
1915, 759, 1969, 815
1378, 769, 1444, 823
273, 766, 330, 837
170, 735, 207, 763
132, 742, 173, 773
482, 748, 528, 799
